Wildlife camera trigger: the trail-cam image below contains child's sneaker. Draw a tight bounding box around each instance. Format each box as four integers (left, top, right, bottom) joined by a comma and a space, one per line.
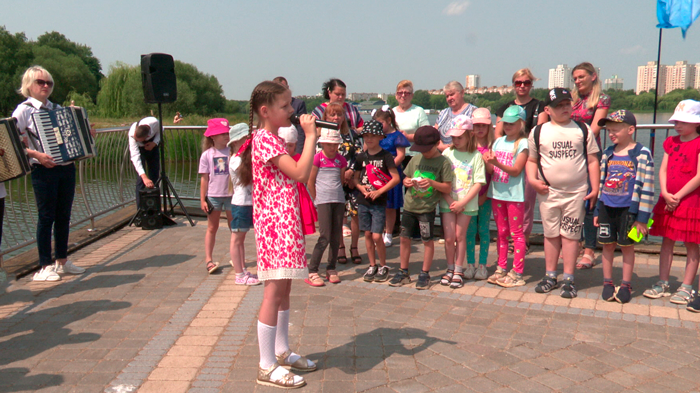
383, 233, 393, 247
615, 283, 632, 304
463, 264, 476, 280
560, 278, 577, 298
602, 282, 616, 301
487, 266, 506, 284
643, 281, 671, 299
416, 272, 431, 290
374, 266, 389, 282
670, 287, 694, 305
535, 276, 558, 293
474, 264, 488, 280
686, 293, 700, 313
450, 272, 465, 289
389, 270, 411, 287
496, 271, 525, 288
440, 269, 454, 286
235, 272, 261, 286
363, 266, 378, 282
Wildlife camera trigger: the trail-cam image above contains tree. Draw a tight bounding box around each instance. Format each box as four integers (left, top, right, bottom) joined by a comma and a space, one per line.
386, 95, 398, 107
32, 45, 98, 106
0, 27, 33, 115
97, 60, 227, 118
412, 90, 431, 109
96, 62, 147, 118
36, 31, 103, 89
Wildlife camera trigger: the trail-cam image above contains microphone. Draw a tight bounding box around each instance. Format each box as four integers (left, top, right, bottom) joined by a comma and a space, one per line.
290, 114, 340, 130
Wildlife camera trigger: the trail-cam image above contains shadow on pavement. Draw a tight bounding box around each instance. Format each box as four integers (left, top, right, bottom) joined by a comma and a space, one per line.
100, 254, 195, 273
0, 274, 145, 308
306, 327, 456, 374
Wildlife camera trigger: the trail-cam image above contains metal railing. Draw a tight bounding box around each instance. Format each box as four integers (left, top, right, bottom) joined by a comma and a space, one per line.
0, 123, 677, 260
0, 125, 210, 260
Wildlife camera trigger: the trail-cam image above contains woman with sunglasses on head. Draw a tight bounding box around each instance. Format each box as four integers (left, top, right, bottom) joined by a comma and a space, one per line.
570, 62, 610, 270
12, 65, 93, 281
495, 69, 549, 254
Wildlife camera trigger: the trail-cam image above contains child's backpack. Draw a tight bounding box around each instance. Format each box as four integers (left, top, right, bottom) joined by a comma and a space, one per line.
532, 120, 589, 186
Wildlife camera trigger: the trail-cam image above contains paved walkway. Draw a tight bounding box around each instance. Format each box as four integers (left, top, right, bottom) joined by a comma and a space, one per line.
1, 218, 700, 392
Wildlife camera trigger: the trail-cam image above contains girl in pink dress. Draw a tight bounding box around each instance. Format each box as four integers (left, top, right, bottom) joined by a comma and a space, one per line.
646, 100, 700, 310
237, 81, 318, 389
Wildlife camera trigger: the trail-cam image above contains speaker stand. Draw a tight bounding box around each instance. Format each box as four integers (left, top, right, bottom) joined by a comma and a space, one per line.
156, 102, 194, 227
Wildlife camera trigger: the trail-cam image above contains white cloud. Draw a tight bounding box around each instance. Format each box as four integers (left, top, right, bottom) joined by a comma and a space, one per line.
443, 1, 471, 16
620, 45, 646, 55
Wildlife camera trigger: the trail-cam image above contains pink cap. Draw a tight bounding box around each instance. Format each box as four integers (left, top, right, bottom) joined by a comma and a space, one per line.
471, 108, 492, 125
446, 115, 473, 137
204, 118, 230, 137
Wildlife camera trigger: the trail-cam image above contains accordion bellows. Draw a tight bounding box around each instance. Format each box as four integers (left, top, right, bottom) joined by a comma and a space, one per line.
30, 106, 96, 164
0, 117, 31, 182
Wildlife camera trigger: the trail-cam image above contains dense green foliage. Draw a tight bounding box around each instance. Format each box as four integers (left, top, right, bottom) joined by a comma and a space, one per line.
95, 61, 227, 118
0, 27, 33, 115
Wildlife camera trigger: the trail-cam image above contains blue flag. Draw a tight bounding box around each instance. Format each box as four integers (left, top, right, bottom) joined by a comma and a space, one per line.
657, 0, 700, 37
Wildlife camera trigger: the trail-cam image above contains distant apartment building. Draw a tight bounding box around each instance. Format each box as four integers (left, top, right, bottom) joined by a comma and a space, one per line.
605, 75, 624, 90
465, 74, 481, 89
548, 64, 572, 89
636, 61, 667, 95
347, 93, 381, 102
695, 63, 700, 90
665, 60, 695, 93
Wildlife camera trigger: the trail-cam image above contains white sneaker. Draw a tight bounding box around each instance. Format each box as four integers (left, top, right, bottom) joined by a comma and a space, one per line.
55, 260, 85, 275
34, 265, 61, 282
463, 264, 476, 280
383, 233, 393, 247
474, 264, 488, 280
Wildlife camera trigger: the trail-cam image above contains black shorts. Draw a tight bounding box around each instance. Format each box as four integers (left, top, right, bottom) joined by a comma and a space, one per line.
400, 210, 435, 242
597, 205, 635, 247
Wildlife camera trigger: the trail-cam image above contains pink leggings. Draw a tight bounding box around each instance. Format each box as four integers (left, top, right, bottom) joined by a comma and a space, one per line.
492, 199, 525, 274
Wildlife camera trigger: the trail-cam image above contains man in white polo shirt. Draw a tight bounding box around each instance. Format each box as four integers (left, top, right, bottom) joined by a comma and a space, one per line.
128, 117, 161, 208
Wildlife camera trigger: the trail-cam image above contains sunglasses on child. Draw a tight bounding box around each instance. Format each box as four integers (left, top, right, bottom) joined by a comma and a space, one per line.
35, 79, 54, 87
513, 80, 532, 87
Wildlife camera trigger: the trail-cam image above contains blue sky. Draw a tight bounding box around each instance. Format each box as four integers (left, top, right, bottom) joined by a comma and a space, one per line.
3, 0, 699, 100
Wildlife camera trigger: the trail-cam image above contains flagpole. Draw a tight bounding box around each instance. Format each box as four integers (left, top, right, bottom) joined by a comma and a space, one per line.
651, 28, 662, 155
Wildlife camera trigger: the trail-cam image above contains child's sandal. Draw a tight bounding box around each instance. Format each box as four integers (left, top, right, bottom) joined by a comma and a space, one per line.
440, 269, 454, 286
450, 272, 465, 289
206, 261, 219, 274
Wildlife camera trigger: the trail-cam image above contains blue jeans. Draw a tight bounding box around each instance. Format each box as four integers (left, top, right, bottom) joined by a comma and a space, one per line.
135, 146, 160, 209
31, 164, 76, 266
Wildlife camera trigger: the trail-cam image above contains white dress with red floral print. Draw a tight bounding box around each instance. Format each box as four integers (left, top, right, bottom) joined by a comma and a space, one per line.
252, 129, 308, 280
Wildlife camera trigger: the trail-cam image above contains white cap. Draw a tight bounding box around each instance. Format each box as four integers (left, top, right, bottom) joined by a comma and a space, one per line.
669, 99, 700, 124
278, 126, 298, 144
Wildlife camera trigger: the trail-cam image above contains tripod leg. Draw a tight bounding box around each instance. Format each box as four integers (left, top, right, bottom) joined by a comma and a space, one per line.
162, 175, 195, 226
129, 208, 145, 227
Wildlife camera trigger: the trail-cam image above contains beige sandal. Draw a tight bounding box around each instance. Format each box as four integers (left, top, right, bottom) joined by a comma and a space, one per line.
326, 270, 341, 284
276, 350, 317, 372
257, 362, 306, 389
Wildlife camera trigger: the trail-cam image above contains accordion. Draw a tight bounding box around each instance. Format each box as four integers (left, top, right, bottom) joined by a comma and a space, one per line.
30, 106, 96, 164
0, 117, 31, 182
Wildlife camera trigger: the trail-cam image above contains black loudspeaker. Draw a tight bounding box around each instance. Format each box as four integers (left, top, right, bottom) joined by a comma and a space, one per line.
138, 188, 163, 230
141, 53, 177, 103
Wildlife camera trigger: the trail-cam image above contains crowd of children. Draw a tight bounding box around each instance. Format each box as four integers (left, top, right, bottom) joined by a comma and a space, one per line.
191, 78, 700, 389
